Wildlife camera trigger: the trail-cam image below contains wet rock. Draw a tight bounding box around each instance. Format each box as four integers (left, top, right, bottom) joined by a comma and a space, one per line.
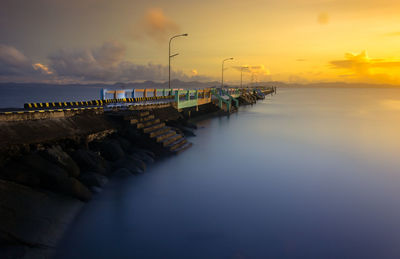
20, 153, 69, 186
130, 147, 155, 159
1, 162, 41, 187
89, 186, 103, 194
100, 139, 125, 161
115, 136, 132, 152
71, 149, 107, 175
0, 179, 84, 258
57, 177, 92, 202
41, 145, 80, 177
131, 151, 154, 164
113, 168, 132, 177
113, 158, 145, 174
79, 172, 108, 188
124, 155, 146, 171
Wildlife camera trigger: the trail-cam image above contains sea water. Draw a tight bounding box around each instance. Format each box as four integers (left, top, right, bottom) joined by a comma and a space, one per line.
56, 88, 400, 258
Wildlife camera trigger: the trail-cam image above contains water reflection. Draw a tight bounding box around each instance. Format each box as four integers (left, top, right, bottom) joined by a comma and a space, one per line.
57, 88, 400, 259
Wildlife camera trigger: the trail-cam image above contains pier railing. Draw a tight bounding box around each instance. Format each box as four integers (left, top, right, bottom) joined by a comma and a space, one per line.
22, 87, 275, 112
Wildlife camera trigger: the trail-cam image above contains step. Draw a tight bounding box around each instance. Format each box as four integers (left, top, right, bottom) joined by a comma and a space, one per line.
148, 127, 170, 138
137, 118, 160, 129
143, 122, 166, 133
156, 131, 176, 143
139, 114, 155, 122
169, 138, 188, 152
173, 142, 193, 154
162, 134, 183, 147
129, 119, 138, 125
139, 111, 150, 117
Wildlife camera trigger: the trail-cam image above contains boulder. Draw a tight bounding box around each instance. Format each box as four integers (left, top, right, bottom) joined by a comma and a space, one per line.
71, 149, 107, 175
0, 162, 41, 187
57, 177, 92, 202
89, 186, 103, 194
0, 179, 84, 258
124, 155, 146, 171
113, 168, 132, 177
113, 157, 146, 173
41, 145, 80, 177
99, 139, 125, 161
131, 151, 154, 164
79, 172, 108, 188
115, 136, 132, 152
19, 153, 69, 187
121, 160, 144, 174
131, 147, 155, 158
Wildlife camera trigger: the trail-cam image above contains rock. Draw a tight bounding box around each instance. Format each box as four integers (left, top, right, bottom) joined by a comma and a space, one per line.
89, 186, 103, 194
124, 155, 146, 171
57, 178, 92, 202
41, 145, 80, 177
113, 168, 132, 177
71, 149, 107, 175
131, 147, 155, 159
113, 158, 145, 174
99, 139, 125, 161
131, 152, 155, 164
19, 153, 69, 187
122, 160, 145, 174
115, 136, 132, 152
1, 162, 41, 187
0, 179, 84, 257
79, 172, 108, 188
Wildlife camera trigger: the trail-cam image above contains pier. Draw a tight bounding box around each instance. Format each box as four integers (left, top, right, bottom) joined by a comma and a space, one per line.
0, 86, 275, 258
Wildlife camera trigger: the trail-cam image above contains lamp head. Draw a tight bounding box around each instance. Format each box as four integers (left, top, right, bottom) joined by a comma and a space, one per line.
182, 33, 188, 36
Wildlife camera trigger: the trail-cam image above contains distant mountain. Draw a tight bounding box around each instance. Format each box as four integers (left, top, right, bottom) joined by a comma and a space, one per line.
1, 80, 399, 90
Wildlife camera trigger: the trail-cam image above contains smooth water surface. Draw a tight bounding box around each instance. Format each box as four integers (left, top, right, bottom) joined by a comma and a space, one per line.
57, 88, 400, 258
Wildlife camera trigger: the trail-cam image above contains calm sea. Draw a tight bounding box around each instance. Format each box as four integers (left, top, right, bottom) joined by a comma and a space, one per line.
52, 87, 400, 258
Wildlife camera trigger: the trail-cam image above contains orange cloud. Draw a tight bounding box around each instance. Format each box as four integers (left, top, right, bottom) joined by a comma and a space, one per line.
330, 51, 400, 83
33, 63, 52, 74
191, 69, 198, 76
133, 8, 180, 43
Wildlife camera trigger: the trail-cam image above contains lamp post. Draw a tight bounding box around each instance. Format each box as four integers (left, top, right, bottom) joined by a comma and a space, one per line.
221, 57, 234, 88
240, 65, 249, 88
169, 33, 188, 89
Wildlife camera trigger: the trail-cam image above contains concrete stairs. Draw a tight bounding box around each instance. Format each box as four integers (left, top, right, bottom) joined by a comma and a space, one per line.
238, 93, 257, 105
130, 111, 192, 154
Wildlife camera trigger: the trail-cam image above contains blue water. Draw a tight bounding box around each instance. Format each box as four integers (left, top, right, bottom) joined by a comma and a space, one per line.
57, 88, 400, 258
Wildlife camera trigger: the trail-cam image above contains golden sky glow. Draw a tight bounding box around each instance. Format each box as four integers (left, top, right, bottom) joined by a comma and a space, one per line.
1, 0, 400, 84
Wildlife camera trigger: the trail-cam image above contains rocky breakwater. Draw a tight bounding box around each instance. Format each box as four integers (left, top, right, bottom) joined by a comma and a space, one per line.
0, 106, 189, 258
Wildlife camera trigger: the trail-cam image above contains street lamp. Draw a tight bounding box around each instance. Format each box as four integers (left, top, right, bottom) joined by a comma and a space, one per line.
221, 57, 234, 88
169, 33, 188, 89
240, 65, 249, 88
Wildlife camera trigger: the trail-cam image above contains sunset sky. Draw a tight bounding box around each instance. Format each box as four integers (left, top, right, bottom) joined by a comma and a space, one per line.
1, 0, 400, 85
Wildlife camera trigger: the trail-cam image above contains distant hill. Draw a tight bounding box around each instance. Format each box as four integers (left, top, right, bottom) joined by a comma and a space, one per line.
1, 80, 399, 90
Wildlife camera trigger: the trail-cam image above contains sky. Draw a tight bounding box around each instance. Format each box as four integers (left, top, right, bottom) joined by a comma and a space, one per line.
1, 0, 400, 85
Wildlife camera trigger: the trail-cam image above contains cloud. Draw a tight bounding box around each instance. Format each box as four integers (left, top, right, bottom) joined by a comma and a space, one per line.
233, 64, 270, 76
47, 41, 198, 82
0, 44, 34, 75
317, 13, 329, 25
33, 63, 53, 75
0, 42, 208, 83
330, 51, 400, 83
133, 8, 180, 43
